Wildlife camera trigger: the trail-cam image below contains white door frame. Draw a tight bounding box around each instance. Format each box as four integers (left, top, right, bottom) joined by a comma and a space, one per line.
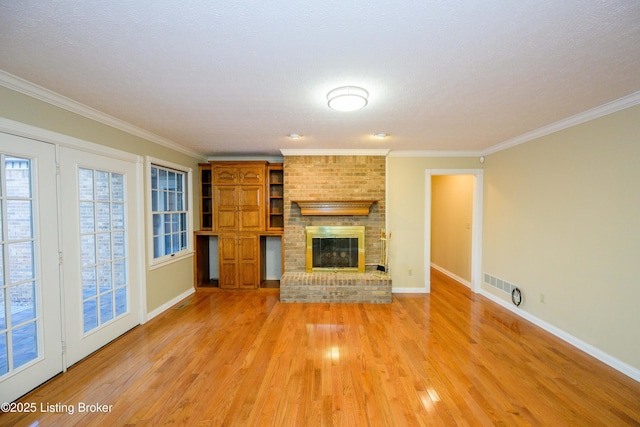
425, 169, 483, 293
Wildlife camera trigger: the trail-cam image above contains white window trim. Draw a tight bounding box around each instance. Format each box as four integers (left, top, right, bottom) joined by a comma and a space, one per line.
146, 156, 194, 269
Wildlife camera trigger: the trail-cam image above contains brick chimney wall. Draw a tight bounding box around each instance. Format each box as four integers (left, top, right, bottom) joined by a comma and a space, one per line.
283, 155, 386, 273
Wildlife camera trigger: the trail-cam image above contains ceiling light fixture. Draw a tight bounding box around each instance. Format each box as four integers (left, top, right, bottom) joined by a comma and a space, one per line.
289, 133, 301, 139
327, 86, 369, 112
374, 133, 387, 139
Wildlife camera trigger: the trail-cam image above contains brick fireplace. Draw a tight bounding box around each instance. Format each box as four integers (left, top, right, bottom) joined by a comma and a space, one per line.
279, 155, 392, 303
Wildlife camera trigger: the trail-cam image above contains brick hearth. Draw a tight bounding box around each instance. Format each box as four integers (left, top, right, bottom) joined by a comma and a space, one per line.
280, 272, 392, 304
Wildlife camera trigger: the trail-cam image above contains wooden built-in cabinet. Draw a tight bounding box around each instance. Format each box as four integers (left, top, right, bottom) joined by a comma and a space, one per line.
195, 160, 283, 289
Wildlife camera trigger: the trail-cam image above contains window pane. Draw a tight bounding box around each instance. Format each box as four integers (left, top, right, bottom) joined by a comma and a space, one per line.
153, 236, 162, 258
80, 202, 95, 233
113, 232, 125, 259
0, 289, 5, 330
0, 333, 7, 375
164, 235, 171, 255
114, 259, 126, 286
112, 203, 124, 230
10, 282, 36, 324
168, 171, 176, 191
0, 249, 4, 287
78, 168, 94, 200
7, 200, 33, 240
81, 235, 96, 266
159, 169, 167, 190
164, 214, 172, 234
96, 202, 111, 231
172, 234, 180, 253
151, 189, 158, 212
176, 174, 183, 192
115, 288, 127, 317
97, 233, 111, 262
83, 299, 97, 333
151, 167, 158, 190
82, 267, 97, 299
100, 294, 113, 323
153, 214, 162, 237
95, 171, 110, 200
168, 191, 177, 211
5, 156, 31, 198
8, 241, 34, 284
98, 263, 112, 293
0, 205, 3, 240
12, 322, 37, 369
111, 174, 124, 201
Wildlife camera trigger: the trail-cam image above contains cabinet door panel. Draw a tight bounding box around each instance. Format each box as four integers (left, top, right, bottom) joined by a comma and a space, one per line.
213, 166, 239, 184
239, 186, 264, 231
238, 235, 258, 289
216, 186, 238, 206
214, 187, 238, 231
219, 235, 238, 288
239, 166, 264, 184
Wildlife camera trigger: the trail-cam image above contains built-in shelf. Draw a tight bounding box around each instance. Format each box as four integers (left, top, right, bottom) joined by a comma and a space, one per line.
292, 200, 377, 216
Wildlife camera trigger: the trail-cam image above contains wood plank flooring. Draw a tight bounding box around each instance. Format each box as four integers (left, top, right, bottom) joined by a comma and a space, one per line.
2, 269, 639, 426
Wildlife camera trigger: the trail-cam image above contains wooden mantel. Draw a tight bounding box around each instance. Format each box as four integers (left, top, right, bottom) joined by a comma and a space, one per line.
292, 200, 377, 216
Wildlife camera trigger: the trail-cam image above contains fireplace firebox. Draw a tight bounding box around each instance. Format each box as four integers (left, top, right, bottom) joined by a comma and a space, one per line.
305, 226, 365, 273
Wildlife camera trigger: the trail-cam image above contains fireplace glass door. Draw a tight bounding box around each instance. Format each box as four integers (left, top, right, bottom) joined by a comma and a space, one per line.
305, 226, 365, 273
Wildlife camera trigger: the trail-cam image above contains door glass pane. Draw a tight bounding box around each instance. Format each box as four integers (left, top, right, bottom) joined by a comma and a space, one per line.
13, 322, 37, 369
78, 168, 128, 334
0, 333, 7, 375
10, 282, 36, 324
2, 154, 40, 373
8, 241, 35, 284
7, 200, 32, 240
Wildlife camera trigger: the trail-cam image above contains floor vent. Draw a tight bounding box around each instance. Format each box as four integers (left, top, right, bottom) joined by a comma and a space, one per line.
175, 301, 190, 310
483, 273, 515, 295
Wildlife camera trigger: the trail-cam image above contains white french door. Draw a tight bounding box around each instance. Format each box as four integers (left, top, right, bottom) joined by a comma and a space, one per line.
59, 147, 142, 367
0, 134, 62, 403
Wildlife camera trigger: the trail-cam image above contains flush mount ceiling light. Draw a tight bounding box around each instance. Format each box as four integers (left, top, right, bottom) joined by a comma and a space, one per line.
374, 133, 387, 139
289, 133, 301, 139
327, 86, 369, 112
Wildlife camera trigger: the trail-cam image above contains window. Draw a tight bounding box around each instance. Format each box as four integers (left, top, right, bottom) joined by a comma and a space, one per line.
148, 159, 193, 266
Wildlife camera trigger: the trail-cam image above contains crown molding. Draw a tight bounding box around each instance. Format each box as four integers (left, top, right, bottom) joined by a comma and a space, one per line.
483, 90, 640, 155
280, 149, 390, 156
0, 70, 207, 161
388, 150, 483, 158
208, 155, 284, 163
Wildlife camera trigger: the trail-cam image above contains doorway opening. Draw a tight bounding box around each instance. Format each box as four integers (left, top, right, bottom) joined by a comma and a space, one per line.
425, 169, 483, 293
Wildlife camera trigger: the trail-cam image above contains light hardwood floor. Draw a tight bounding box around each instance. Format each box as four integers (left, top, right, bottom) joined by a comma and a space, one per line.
2, 269, 639, 426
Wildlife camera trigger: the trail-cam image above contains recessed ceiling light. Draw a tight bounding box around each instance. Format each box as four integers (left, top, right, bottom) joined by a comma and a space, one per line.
327, 86, 369, 112
374, 133, 387, 139
289, 133, 301, 139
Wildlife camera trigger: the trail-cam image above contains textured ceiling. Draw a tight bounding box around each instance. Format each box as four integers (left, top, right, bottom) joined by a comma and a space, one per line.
1, 1, 639, 157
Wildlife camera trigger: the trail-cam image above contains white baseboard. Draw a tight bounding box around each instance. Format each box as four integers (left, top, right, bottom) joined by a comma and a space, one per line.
430, 263, 472, 288
145, 288, 196, 322
480, 289, 640, 383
